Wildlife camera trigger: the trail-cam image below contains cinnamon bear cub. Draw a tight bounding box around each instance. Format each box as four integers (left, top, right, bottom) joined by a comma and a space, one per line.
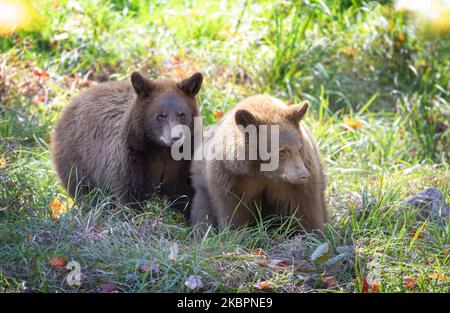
51, 71, 203, 214
190, 95, 327, 232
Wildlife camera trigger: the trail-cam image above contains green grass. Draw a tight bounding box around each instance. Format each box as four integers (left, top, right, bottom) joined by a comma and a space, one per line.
0, 0, 449, 292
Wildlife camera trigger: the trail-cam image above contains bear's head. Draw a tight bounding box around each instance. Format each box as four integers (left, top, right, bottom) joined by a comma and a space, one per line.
234, 101, 310, 185
128, 71, 203, 151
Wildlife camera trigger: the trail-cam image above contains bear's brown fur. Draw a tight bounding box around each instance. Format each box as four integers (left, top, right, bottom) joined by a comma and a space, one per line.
51, 71, 203, 214
190, 94, 327, 232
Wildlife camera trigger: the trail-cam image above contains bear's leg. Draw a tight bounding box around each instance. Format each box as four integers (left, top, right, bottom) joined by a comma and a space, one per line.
210, 189, 257, 231
296, 189, 326, 234
191, 186, 216, 226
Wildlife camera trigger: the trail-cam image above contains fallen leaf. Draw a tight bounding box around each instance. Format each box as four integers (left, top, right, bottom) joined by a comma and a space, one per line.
251, 248, 266, 257
32, 95, 45, 104
269, 259, 291, 268
370, 281, 380, 293
185, 275, 204, 290
99, 283, 116, 293
48, 197, 73, 220
254, 278, 272, 290
33, 68, 49, 79
0, 156, 6, 167
357, 276, 369, 293
407, 230, 423, 239
167, 242, 179, 261
343, 117, 365, 130
428, 273, 450, 284
311, 243, 330, 264
323, 276, 337, 287
403, 275, 419, 289
171, 56, 182, 65
49, 256, 66, 270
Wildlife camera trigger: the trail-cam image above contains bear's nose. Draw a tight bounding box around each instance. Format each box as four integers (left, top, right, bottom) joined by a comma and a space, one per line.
298, 170, 310, 179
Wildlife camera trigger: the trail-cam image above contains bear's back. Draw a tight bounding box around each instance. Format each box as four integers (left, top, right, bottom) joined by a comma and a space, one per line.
52, 81, 136, 192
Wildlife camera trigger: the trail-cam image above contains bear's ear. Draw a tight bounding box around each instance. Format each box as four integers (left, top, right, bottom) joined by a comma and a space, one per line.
177, 72, 203, 97
286, 101, 309, 124
235, 109, 258, 128
131, 72, 154, 97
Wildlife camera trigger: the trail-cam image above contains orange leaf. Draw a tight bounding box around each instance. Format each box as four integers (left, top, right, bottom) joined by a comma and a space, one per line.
33, 68, 49, 79
407, 230, 423, 239
215, 110, 223, 119
254, 278, 272, 290
171, 56, 182, 65
49, 256, 66, 270
403, 275, 419, 289
32, 96, 45, 104
370, 281, 380, 293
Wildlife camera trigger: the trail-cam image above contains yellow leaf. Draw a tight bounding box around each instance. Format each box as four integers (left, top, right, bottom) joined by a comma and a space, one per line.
343, 117, 365, 130
48, 197, 72, 220
0, 156, 6, 167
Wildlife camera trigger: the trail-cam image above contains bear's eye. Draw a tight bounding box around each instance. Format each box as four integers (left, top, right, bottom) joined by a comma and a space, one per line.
157, 113, 167, 121
179, 113, 187, 123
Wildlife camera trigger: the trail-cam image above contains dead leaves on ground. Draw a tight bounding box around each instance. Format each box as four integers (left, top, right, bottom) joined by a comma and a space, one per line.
403, 273, 450, 290
357, 276, 380, 293
245, 243, 354, 291
0, 54, 97, 110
